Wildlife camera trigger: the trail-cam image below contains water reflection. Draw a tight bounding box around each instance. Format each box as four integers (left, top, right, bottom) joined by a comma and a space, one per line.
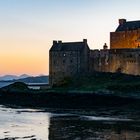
0, 106, 50, 140
49, 115, 140, 140
0, 106, 140, 140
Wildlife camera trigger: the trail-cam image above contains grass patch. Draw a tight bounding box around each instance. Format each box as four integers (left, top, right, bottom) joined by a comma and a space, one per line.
51, 72, 140, 94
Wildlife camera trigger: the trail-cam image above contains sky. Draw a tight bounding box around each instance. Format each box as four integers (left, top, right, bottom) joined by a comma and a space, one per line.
0, 0, 140, 76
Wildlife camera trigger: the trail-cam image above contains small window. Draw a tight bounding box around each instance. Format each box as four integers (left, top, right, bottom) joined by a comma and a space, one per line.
127, 54, 132, 58
63, 60, 65, 63
70, 52, 73, 56
70, 59, 73, 63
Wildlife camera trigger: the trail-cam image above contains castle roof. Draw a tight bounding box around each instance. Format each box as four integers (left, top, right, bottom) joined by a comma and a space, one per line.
116, 20, 140, 32
50, 39, 88, 52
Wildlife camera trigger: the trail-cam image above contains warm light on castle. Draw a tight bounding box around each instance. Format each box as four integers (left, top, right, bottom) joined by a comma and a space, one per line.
111, 19, 140, 49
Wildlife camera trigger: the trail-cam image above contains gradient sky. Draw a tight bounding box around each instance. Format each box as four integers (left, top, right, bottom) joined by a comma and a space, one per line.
0, 0, 140, 76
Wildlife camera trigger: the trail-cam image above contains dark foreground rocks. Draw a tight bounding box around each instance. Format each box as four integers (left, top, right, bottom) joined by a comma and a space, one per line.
0, 89, 139, 109
0, 82, 140, 111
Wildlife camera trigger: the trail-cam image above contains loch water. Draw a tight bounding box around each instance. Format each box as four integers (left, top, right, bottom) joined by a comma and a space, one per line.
0, 105, 140, 140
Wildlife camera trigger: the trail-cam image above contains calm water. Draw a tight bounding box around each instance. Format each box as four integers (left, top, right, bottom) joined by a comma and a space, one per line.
0, 106, 140, 140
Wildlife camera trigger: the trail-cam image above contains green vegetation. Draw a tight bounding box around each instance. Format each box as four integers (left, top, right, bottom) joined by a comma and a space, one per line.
51, 72, 140, 95
2, 72, 140, 97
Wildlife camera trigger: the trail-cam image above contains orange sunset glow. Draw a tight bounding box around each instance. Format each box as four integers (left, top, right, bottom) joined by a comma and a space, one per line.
0, 39, 49, 76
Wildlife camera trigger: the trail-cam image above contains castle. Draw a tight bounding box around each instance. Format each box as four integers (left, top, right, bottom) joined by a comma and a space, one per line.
49, 19, 140, 86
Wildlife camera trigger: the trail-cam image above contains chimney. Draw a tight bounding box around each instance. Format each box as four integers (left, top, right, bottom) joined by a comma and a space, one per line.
58, 40, 62, 44
83, 39, 87, 44
119, 19, 126, 25
53, 40, 57, 45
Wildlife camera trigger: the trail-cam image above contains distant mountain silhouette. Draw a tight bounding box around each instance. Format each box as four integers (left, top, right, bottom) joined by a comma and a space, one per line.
0, 74, 30, 81
19, 74, 30, 79
1, 76, 49, 83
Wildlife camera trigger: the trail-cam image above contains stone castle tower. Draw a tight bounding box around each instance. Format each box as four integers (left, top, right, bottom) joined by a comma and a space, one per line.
49, 19, 140, 86
49, 39, 90, 86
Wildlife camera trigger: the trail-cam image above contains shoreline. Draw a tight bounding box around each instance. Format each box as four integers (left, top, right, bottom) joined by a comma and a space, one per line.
0, 81, 139, 109
0, 91, 139, 109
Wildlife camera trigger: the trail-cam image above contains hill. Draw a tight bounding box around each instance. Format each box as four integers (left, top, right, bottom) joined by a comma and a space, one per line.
0, 74, 30, 81
0, 76, 49, 83
11, 76, 48, 83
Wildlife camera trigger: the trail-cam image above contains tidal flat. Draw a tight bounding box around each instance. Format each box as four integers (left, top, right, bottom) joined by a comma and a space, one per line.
0, 105, 140, 140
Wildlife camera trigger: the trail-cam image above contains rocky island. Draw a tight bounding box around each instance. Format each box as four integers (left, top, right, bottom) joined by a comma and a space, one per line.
0, 72, 140, 111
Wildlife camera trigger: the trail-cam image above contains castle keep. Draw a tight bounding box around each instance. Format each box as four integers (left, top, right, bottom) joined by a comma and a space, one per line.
49, 39, 90, 86
49, 19, 140, 86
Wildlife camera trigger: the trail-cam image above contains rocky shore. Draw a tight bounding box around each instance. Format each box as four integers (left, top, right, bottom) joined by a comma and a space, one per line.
0, 82, 139, 110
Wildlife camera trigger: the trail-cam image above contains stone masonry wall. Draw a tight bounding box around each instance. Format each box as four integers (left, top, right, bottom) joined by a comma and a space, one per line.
90, 49, 140, 76
49, 51, 81, 85
110, 29, 140, 49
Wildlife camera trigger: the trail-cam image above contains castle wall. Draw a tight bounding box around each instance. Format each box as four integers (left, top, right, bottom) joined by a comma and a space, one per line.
80, 44, 90, 73
89, 50, 100, 72
89, 49, 110, 73
49, 51, 81, 85
90, 49, 140, 76
110, 29, 140, 49
50, 46, 140, 86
